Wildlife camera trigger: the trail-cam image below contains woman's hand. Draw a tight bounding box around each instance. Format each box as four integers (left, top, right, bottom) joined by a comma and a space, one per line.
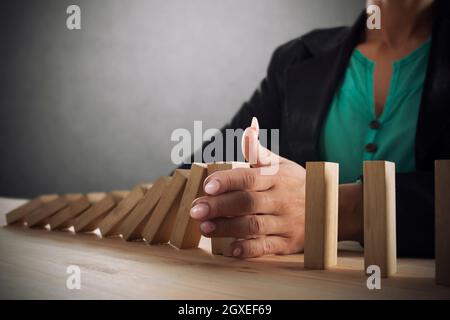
190, 118, 307, 258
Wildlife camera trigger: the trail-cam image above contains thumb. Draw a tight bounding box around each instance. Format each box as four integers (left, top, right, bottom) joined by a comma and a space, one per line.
241, 117, 283, 168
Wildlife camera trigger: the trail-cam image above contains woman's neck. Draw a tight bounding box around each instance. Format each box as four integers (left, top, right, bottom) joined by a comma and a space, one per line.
366, 0, 434, 47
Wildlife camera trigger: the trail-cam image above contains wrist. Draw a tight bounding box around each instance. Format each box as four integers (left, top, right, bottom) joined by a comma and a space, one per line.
338, 183, 364, 244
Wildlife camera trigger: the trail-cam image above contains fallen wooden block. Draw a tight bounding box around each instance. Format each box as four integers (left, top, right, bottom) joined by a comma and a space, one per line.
111, 190, 130, 199
6, 194, 58, 226
363, 161, 397, 278
120, 177, 170, 241
170, 163, 207, 249
304, 162, 339, 270
72, 191, 127, 233
142, 169, 189, 245
435, 160, 450, 286
26, 196, 69, 228
47, 194, 91, 230
98, 184, 150, 237
207, 161, 250, 256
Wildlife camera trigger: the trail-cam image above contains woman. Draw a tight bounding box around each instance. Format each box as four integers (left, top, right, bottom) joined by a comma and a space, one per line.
188, 0, 450, 258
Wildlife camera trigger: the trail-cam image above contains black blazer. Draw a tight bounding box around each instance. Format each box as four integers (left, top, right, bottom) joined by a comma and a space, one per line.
188, 0, 450, 257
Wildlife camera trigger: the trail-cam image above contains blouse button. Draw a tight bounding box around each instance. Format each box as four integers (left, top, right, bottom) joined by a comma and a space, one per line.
365, 143, 378, 153
369, 120, 381, 129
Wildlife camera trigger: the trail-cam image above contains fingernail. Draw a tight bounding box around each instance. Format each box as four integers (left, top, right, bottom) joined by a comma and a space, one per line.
251, 117, 259, 132
190, 203, 209, 219
200, 221, 216, 234
204, 179, 220, 195
233, 247, 242, 257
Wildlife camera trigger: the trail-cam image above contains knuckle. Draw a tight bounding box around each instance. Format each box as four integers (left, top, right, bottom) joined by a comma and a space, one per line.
242, 171, 258, 189
286, 195, 305, 213
266, 191, 282, 211
245, 242, 260, 257
218, 172, 233, 191
274, 189, 304, 214
248, 215, 265, 236
262, 239, 274, 255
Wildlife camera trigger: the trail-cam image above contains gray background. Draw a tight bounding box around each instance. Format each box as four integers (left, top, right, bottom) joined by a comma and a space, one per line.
0, 0, 363, 198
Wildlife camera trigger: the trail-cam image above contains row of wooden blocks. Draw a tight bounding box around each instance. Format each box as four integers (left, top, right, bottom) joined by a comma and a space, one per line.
5, 162, 247, 255
304, 160, 450, 287
4, 160, 450, 286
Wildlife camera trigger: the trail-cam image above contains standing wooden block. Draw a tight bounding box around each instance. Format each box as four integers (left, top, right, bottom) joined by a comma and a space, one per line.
26, 196, 69, 228
435, 160, 450, 286
48, 194, 91, 230
120, 177, 170, 241
98, 184, 149, 237
6, 194, 58, 225
142, 170, 189, 245
72, 192, 126, 233
304, 162, 339, 269
207, 161, 250, 256
170, 163, 208, 249
363, 161, 397, 278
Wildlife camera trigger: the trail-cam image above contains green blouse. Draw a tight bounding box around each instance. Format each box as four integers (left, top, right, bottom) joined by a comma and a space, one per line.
320, 40, 431, 184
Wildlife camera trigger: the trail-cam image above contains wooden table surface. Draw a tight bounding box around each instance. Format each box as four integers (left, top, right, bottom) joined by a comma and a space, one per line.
0, 197, 449, 300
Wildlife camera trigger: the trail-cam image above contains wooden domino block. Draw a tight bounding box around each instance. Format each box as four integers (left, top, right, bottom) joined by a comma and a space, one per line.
48, 194, 91, 230
6, 194, 58, 225
72, 192, 126, 233
142, 170, 189, 245
435, 160, 450, 286
98, 184, 149, 237
26, 196, 69, 228
111, 190, 131, 199
363, 161, 397, 278
120, 177, 170, 241
207, 161, 250, 256
170, 163, 207, 249
304, 162, 339, 269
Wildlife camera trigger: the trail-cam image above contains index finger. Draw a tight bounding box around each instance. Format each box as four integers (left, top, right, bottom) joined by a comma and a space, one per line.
203, 167, 277, 195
